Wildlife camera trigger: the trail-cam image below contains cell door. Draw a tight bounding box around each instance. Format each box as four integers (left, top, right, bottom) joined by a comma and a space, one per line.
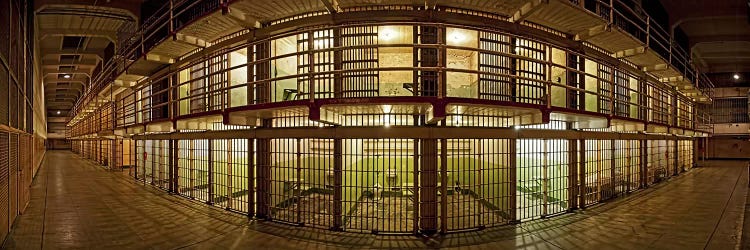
268, 139, 334, 229
517, 139, 569, 220
582, 139, 613, 206
443, 139, 513, 231
156, 140, 169, 190
176, 139, 210, 201
342, 139, 418, 233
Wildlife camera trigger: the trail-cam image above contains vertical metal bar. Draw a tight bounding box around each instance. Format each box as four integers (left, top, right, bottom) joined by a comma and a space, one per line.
567, 138, 577, 211
439, 138, 447, 233
626, 140, 631, 193
610, 139, 615, 197
208, 139, 214, 205
170, 139, 177, 193
542, 139, 548, 217
248, 138, 255, 218
307, 32, 316, 102
509, 138, 517, 221
333, 27, 342, 98
640, 139, 647, 188
295, 138, 302, 224
578, 139, 586, 209
413, 138, 420, 233
227, 140, 233, 209
419, 139, 437, 234
674, 139, 680, 175
256, 137, 271, 219
333, 138, 342, 230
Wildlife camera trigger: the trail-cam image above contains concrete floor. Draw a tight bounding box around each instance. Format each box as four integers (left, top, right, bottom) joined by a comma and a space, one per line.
2, 151, 747, 249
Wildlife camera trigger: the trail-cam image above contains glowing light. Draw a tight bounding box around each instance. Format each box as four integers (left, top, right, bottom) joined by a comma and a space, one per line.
379, 27, 397, 41
384, 123, 391, 128
449, 30, 466, 43
382, 104, 393, 113
514, 126, 520, 130
733, 74, 741, 80
56, 111, 61, 115
63, 74, 71, 79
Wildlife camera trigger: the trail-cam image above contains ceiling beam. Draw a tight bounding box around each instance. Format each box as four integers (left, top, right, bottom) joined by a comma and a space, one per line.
319, 0, 340, 13
707, 63, 750, 73
43, 68, 92, 77
223, 6, 262, 28
40, 48, 103, 60
43, 75, 89, 86
42, 58, 99, 67
38, 28, 117, 43
690, 34, 750, 49
510, 0, 548, 23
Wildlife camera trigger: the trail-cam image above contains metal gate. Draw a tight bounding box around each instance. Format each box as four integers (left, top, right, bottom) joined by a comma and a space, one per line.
266, 138, 335, 229
582, 139, 613, 206
211, 139, 252, 213
442, 139, 513, 231
342, 138, 417, 233
177, 139, 210, 202
517, 139, 569, 220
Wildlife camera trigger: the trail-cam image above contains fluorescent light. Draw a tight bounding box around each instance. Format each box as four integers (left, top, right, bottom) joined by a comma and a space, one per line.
733, 74, 740, 80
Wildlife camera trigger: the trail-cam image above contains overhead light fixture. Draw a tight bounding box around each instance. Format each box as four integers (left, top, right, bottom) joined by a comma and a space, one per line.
733, 74, 740, 80
56, 111, 61, 115
63, 74, 71, 79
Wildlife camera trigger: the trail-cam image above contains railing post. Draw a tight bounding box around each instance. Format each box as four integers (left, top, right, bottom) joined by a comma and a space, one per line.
608, 0, 614, 25
169, 0, 174, 34
646, 16, 650, 47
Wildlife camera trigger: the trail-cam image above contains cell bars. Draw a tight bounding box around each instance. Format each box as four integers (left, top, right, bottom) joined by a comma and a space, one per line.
517, 139, 569, 220
646, 140, 671, 184
341, 139, 417, 233
614, 140, 641, 193
679, 140, 694, 171
177, 139, 211, 202
582, 139, 614, 207
442, 139, 513, 231
210, 139, 252, 213
122, 137, 695, 233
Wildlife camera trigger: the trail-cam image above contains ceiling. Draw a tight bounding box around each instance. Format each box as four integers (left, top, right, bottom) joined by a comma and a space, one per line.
35, 2, 138, 123
660, 0, 750, 87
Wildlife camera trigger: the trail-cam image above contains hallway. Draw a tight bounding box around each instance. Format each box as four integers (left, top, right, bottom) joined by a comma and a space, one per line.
3, 151, 747, 249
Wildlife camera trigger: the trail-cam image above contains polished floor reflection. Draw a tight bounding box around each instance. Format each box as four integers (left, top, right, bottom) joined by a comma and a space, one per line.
3, 151, 746, 249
